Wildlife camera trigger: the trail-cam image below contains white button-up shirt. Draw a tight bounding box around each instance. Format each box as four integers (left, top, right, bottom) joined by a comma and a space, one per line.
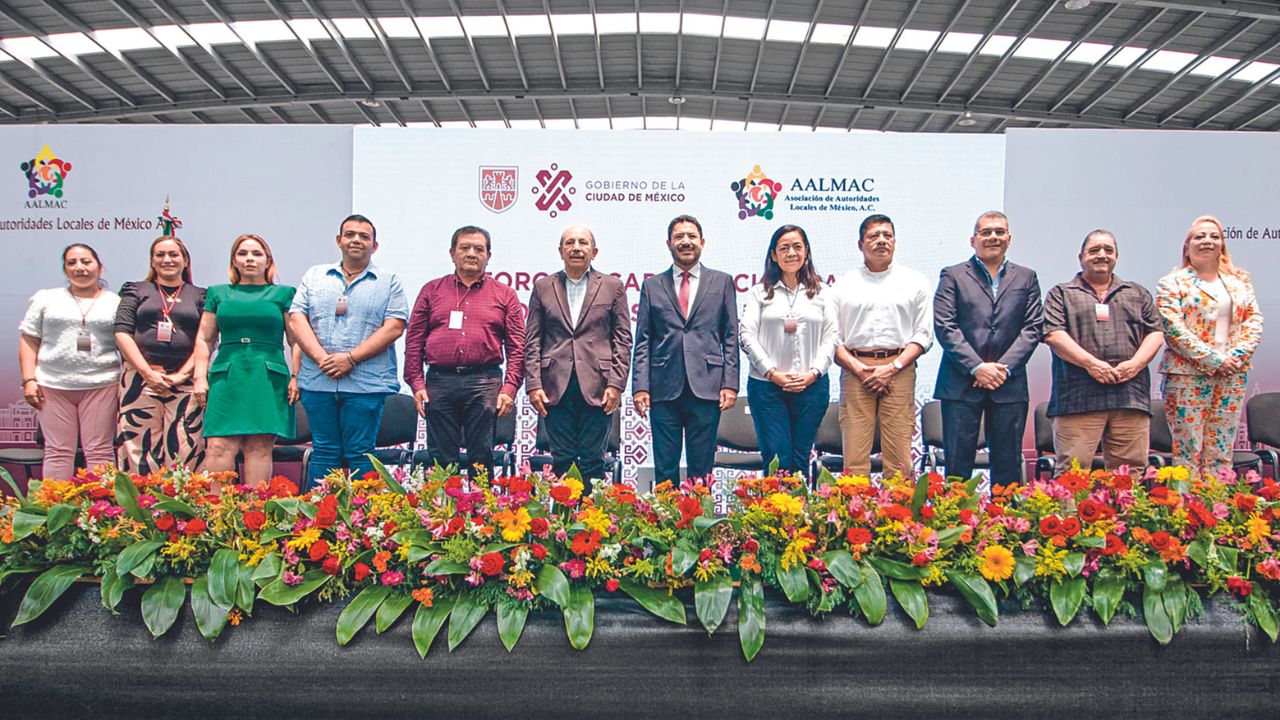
830, 262, 934, 352
565, 271, 590, 328
739, 281, 840, 381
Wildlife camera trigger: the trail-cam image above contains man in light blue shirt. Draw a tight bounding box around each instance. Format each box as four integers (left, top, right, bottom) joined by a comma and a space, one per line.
289, 214, 408, 485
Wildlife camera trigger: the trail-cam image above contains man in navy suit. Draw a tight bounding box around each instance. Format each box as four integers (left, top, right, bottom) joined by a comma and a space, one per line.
933, 211, 1043, 488
633, 215, 740, 484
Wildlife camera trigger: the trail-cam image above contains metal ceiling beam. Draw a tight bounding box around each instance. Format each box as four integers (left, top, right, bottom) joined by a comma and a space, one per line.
106, 0, 226, 99
710, 0, 728, 91
1077, 11, 1202, 115
197, 0, 297, 94
863, 0, 923, 97
1197, 65, 1280, 127
965, 0, 1056, 104
36, 0, 177, 103
3, 83, 1187, 130
415, 99, 437, 126
672, 0, 682, 91
299, 0, 376, 92
588, 0, 605, 91
259, 0, 346, 91
1231, 95, 1280, 129
1122, 17, 1256, 119
820, 0, 873, 129
542, 0, 568, 90
899, 0, 970, 99
351, 0, 413, 92
398, 0, 452, 92
1011, 3, 1121, 109
785, 0, 825, 96
147, 0, 257, 96
939, 0, 1022, 102
1046, 8, 1166, 114
355, 100, 379, 125
0, 49, 98, 109
383, 100, 407, 127
447, 0, 492, 91
748, 0, 778, 94
0, 6, 127, 107
1159, 35, 1280, 122
1111, 0, 1280, 22
495, 0, 530, 91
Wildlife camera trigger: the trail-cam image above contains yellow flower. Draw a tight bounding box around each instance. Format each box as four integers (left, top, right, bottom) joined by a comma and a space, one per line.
1156, 465, 1190, 483
1034, 544, 1068, 580
768, 493, 803, 516
1247, 515, 1272, 545
161, 537, 197, 561
835, 475, 872, 488
585, 556, 612, 578
978, 545, 1015, 582
563, 477, 585, 501
286, 526, 321, 551
578, 507, 611, 535
495, 506, 533, 542
780, 535, 814, 570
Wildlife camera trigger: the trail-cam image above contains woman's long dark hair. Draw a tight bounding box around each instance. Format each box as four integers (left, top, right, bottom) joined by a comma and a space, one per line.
761, 224, 821, 299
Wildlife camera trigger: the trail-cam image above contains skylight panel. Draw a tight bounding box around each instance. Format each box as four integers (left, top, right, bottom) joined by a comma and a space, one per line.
0, 37, 56, 61
46, 32, 100, 57
1231, 60, 1279, 83
577, 117, 612, 129
938, 32, 982, 53
550, 14, 595, 36
745, 122, 779, 132
508, 119, 544, 129
596, 13, 636, 34
288, 19, 329, 40
1013, 37, 1069, 61
681, 13, 724, 37
1141, 50, 1196, 74
151, 25, 197, 50
851, 26, 894, 49
809, 23, 852, 45
439, 121, 473, 128
416, 17, 464, 39
505, 15, 551, 36
378, 17, 420, 39
766, 20, 810, 43
186, 22, 239, 46
459, 16, 508, 37
612, 116, 646, 129
780, 123, 814, 132
647, 116, 679, 129
680, 116, 713, 131
1105, 46, 1147, 67
231, 20, 295, 44
93, 27, 160, 52
895, 29, 940, 51
640, 13, 680, 34
1187, 55, 1241, 79
723, 17, 766, 40
543, 118, 578, 129
473, 120, 507, 128
1065, 42, 1112, 64
977, 35, 1016, 56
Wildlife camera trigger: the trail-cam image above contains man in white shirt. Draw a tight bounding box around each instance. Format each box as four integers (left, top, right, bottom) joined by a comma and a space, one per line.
830, 214, 933, 478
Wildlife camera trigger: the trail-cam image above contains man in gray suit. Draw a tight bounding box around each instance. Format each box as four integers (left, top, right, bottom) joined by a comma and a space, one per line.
525, 225, 632, 488
633, 214, 740, 483
933, 210, 1043, 488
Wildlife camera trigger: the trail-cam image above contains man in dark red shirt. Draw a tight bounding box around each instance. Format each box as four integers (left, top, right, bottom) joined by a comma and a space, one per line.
403, 226, 525, 477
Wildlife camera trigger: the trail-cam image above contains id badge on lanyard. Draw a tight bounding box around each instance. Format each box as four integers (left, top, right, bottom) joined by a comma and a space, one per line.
156, 320, 174, 342
76, 328, 92, 352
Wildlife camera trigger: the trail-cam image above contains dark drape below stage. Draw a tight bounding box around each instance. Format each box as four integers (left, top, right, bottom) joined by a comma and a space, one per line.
1, 584, 1278, 719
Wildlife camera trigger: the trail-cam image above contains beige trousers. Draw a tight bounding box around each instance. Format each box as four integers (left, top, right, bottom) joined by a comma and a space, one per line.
1052, 408, 1149, 473
839, 356, 916, 478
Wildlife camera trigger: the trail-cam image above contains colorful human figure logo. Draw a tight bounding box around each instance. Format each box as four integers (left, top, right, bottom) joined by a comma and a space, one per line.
731, 164, 781, 221
20, 145, 72, 199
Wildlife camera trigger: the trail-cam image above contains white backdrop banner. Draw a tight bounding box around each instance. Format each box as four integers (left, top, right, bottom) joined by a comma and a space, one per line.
354, 129, 1005, 483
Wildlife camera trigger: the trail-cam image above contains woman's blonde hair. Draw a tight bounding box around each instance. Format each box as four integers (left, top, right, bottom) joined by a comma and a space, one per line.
1180, 215, 1247, 279
228, 234, 277, 284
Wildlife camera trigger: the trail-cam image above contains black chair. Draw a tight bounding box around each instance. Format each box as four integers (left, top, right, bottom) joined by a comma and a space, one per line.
1032, 401, 1105, 478
527, 412, 622, 482
0, 426, 92, 483
1246, 392, 1280, 476
713, 400, 763, 472
1149, 399, 1262, 473
919, 399, 996, 479
813, 403, 882, 476
411, 409, 517, 477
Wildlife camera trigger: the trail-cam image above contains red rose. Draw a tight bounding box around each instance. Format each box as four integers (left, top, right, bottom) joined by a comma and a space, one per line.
1227, 576, 1253, 597
183, 518, 207, 536
699, 548, 713, 562
382, 520, 397, 537
445, 517, 465, 536
314, 495, 338, 529
321, 556, 341, 576
744, 538, 759, 554
1102, 534, 1127, 556
353, 562, 372, 582
1076, 501, 1103, 524
508, 478, 533, 495
911, 552, 930, 567
1149, 531, 1172, 551
1039, 516, 1062, 536
309, 540, 330, 562
605, 578, 620, 592
1059, 517, 1081, 537
1260, 481, 1280, 501
1235, 494, 1258, 513
959, 509, 975, 525
530, 543, 548, 560
479, 551, 504, 576
550, 485, 573, 504
987, 504, 1005, 518
154, 514, 176, 531
846, 528, 873, 546
530, 517, 550, 538
1187, 501, 1218, 529
243, 510, 266, 532
405, 493, 419, 508
1149, 486, 1170, 502
920, 506, 936, 520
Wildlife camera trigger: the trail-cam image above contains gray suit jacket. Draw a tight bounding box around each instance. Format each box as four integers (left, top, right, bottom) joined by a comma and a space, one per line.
933, 256, 1043, 404
524, 270, 632, 406
633, 266, 740, 402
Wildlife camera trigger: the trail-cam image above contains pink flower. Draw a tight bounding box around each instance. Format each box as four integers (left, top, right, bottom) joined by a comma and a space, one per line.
1022, 539, 1040, 557
816, 484, 833, 499
136, 494, 158, 508
282, 571, 304, 586
102, 505, 125, 518
465, 571, 483, 587
1258, 559, 1280, 581
283, 548, 300, 565
1212, 502, 1230, 520
380, 571, 404, 586
561, 558, 586, 579
555, 528, 569, 543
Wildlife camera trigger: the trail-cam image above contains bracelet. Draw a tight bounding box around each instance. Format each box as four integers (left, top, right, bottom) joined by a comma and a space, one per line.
21, 377, 36, 386
347, 351, 358, 365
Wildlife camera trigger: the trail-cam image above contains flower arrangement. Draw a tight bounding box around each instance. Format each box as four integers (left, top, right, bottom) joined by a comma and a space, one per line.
2, 459, 1279, 661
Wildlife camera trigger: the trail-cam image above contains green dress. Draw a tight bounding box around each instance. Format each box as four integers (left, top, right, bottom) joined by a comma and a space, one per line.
203, 283, 297, 438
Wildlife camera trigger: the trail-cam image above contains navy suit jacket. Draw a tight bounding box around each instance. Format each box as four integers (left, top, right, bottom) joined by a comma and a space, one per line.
633, 266, 740, 402
933, 256, 1043, 404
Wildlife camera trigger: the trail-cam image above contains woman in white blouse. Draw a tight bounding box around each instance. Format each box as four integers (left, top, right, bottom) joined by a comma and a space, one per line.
739, 224, 840, 478
19, 244, 121, 480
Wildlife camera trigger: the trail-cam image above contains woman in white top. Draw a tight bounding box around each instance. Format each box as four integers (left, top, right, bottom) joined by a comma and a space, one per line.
739, 224, 839, 478
19, 244, 121, 480
1155, 215, 1263, 479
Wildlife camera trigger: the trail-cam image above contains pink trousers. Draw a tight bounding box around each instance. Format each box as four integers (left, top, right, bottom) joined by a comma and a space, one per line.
39, 385, 118, 480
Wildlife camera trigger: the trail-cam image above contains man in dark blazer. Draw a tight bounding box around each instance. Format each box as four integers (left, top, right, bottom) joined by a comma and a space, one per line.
633, 214, 740, 483
525, 225, 632, 488
933, 210, 1043, 489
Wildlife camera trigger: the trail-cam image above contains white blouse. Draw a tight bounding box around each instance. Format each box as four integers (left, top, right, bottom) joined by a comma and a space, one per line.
739, 281, 839, 382
19, 287, 121, 390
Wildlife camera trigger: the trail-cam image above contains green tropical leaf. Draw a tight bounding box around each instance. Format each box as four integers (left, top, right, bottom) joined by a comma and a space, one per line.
767, 455, 781, 475
948, 571, 998, 626
671, 546, 697, 576
236, 562, 255, 612
564, 585, 595, 650
694, 573, 734, 633
867, 556, 928, 581
10, 509, 46, 541
909, 473, 929, 514
619, 579, 687, 625
257, 570, 331, 606
1217, 546, 1239, 574
424, 559, 470, 575
337, 585, 391, 646
141, 575, 187, 638
1249, 586, 1279, 643
819, 551, 862, 589
253, 553, 281, 587
391, 529, 435, 547
1050, 578, 1087, 626
115, 539, 164, 577
368, 454, 406, 495
1013, 556, 1036, 587
447, 594, 489, 651
130, 552, 157, 580
775, 557, 810, 603
1091, 568, 1126, 625
376, 593, 415, 634
816, 465, 835, 488
0, 466, 26, 502
412, 596, 455, 658
692, 515, 725, 534
264, 498, 302, 516
535, 563, 571, 607
497, 602, 529, 652
152, 497, 198, 517
45, 504, 76, 534
191, 576, 230, 642
737, 578, 765, 662
889, 579, 929, 629
100, 566, 133, 614
13, 565, 90, 626
1185, 538, 1210, 569
208, 548, 240, 609
1074, 535, 1105, 549
1063, 552, 1086, 578
853, 563, 887, 625
936, 526, 967, 547
113, 471, 146, 523
1143, 585, 1174, 645
1143, 559, 1168, 592
1163, 575, 1188, 632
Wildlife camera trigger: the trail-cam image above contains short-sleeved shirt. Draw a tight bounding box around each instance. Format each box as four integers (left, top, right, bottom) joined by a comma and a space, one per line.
20, 287, 120, 390
114, 281, 207, 373
290, 262, 408, 394
1043, 273, 1160, 416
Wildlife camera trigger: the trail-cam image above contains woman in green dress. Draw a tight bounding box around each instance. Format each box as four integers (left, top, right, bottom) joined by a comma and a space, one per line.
192, 234, 300, 486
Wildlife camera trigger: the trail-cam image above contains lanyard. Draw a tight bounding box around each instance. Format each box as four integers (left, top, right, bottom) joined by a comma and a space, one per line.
158, 282, 183, 322
69, 289, 99, 327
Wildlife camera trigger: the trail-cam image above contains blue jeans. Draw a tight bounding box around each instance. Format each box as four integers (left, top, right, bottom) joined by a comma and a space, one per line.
300, 390, 387, 484
747, 375, 830, 477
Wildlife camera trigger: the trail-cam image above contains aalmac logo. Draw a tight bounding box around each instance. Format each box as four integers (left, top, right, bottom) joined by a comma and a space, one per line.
730, 164, 781, 221
531, 163, 575, 218
20, 145, 72, 209
479, 166, 518, 213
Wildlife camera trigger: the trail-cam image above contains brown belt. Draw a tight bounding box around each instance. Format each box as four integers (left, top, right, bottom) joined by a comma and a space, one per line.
852, 348, 903, 359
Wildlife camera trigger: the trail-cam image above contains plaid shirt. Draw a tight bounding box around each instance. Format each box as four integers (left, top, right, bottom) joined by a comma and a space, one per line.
1043, 273, 1161, 416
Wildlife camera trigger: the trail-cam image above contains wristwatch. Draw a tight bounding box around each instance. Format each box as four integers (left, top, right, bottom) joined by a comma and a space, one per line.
891, 359, 904, 372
